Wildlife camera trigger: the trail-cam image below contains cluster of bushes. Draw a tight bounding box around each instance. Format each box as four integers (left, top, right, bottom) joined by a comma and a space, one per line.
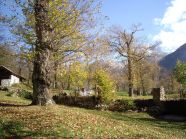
0, 86, 9, 91
134, 99, 155, 110
7, 89, 32, 100
18, 90, 32, 100
108, 99, 186, 116
4, 83, 186, 116
6, 83, 33, 100
53, 93, 156, 112
108, 99, 136, 112
108, 99, 155, 112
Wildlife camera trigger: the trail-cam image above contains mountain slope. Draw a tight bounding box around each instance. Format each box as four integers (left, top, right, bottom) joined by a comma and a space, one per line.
159, 43, 186, 70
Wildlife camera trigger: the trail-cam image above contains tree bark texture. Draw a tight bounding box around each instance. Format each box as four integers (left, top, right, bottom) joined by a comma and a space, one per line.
127, 46, 134, 97
32, 0, 55, 105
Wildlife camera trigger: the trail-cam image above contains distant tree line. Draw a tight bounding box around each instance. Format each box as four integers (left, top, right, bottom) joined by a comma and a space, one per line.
1, 0, 184, 105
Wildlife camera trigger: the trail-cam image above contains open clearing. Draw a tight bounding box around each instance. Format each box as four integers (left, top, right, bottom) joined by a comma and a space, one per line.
0, 91, 186, 139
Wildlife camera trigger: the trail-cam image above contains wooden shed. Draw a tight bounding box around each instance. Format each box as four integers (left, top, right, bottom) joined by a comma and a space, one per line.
0, 65, 25, 87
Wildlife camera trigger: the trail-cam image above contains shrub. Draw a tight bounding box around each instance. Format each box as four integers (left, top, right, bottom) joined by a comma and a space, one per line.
7, 89, 32, 100
19, 90, 32, 100
148, 106, 163, 116
6, 83, 33, 100
134, 99, 155, 110
108, 99, 156, 112
94, 69, 115, 103
0, 86, 9, 91
109, 99, 136, 112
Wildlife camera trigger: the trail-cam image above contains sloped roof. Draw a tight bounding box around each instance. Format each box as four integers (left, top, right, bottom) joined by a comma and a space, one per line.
0, 65, 26, 80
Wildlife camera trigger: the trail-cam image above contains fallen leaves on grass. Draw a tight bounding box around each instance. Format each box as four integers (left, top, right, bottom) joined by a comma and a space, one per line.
0, 93, 186, 138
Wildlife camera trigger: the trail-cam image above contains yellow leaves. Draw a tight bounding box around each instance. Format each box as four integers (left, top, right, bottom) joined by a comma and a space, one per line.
69, 62, 88, 87
57, 62, 87, 88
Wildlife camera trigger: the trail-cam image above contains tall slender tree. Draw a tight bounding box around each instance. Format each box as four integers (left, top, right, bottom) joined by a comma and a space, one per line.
106, 25, 157, 96
106, 25, 142, 96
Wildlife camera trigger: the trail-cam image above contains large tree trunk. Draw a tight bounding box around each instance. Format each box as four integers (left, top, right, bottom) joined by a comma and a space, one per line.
127, 47, 134, 97
32, 0, 55, 105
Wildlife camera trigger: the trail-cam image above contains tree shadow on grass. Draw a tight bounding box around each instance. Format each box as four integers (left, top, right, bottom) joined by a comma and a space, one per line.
0, 120, 43, 138
0, 102, 31, 107
0, 120, 76, 139
134, 116, 186, 130
106, 112, 186, 130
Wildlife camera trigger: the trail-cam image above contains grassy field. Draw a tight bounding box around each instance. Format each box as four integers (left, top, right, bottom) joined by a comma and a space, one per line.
116, 91, 153, 100
116, 91, 182, 100
0, 91, 186, 138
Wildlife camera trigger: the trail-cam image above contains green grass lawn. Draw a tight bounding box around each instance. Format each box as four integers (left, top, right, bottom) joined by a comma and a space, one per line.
116, 91, 182, 100
0, 91, 186, 138
116, 91, 153, 100
166, 93, 181, 99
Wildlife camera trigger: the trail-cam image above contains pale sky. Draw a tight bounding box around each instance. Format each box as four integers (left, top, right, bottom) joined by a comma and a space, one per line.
102, 0, 186, 53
